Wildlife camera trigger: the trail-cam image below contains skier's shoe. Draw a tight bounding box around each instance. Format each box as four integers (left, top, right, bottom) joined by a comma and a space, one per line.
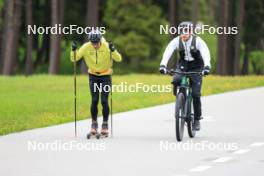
99, 121, 109, 138
87, 121, 99, 139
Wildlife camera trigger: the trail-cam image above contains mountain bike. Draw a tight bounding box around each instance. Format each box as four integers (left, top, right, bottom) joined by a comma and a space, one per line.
167, 69, 203, 141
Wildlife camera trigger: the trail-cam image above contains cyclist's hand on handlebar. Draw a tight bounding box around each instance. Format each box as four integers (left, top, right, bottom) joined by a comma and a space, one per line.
159, 65, 167, 74
202, 66, 210, 75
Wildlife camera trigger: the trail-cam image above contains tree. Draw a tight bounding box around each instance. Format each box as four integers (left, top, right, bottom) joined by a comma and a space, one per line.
208, 0, 216, 22
48, 0, 64, 74
216, 0, 244, 75
225, 0, 236, 75
25, 0, 33, 75
233, 0, 244, 75
168, 0, 176, 35
86, 0, 99, 40
80, 0, 99, 73
242, 0, 264, 75
34, 0, 51, 69
1, 0, 22, 75
192, 0, 200, 24
0, 1, 4, 72
216, 0, 228, 75
167, 0, 179, 69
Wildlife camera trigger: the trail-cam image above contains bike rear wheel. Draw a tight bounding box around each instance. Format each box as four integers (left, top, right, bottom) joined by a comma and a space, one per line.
187, 99, 196, 138
175, 93, 185, 141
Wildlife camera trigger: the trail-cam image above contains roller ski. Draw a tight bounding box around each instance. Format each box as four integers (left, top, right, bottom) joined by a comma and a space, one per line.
97, 122, 109, 139
87, 121, 100, 139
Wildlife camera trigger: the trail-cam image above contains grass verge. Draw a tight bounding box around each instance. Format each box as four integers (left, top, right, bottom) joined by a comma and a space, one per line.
0, 74, 263, 135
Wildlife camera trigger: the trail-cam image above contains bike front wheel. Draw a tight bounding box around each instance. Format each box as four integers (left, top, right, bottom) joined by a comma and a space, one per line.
187, 99, 196, 138
175, 93, 185, 141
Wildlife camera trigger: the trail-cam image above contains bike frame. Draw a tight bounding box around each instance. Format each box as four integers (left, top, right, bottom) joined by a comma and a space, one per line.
177, 76, 192, 120
168, 70, 203, 121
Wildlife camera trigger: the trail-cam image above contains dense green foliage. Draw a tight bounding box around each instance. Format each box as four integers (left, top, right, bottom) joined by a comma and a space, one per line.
243, 0, 264, 49
249, 51, 264, 74
0, 0, 263, 75
103, 0, 169, 72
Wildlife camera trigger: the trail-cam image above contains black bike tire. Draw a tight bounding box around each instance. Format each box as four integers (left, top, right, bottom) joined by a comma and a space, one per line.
187, 99, 196, 138
175, 93, 185, 141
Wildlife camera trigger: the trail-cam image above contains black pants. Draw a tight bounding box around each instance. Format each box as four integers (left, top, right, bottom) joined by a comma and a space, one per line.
89, 74, 112, 122
172, 65, 203, 120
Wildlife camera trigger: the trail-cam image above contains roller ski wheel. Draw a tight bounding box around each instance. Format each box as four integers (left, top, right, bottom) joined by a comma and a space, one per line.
87, 132, 99, 139
96, 133, 101, 139
87, 121, 98, 139
99, 122, 109, 139
98, 132, 109, 139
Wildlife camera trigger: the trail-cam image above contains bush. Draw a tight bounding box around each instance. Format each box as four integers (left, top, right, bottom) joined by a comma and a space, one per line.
103, 0, 169, 71
249, 51, 264, 75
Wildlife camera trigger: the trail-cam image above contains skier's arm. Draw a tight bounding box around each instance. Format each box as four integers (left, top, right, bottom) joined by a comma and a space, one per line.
112, 50, 122, 62
107, 41, 122, 62
160, 37, 179, 67
196, 37, 211, 68
70, 43, 87, 62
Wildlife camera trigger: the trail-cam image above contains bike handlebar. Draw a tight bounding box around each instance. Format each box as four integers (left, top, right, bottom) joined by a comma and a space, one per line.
167, 69, 203, 76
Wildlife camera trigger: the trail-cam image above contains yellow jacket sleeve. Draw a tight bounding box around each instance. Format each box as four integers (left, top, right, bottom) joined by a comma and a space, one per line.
70, 43, 88, 62
112, 50, 122, 62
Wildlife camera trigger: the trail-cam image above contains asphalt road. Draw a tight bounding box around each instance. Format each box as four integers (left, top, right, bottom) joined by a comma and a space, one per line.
1, 87, 264, 176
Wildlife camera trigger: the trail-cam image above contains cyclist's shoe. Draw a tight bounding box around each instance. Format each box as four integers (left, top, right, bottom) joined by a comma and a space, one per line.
90, 121, 98, 135
194, 120, 201, 131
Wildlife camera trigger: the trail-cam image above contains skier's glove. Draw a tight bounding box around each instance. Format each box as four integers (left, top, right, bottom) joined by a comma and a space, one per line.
159, 65, 167, 74
72, 41, 77, 51
203, 66, 210, 76
109, 42, 115, 52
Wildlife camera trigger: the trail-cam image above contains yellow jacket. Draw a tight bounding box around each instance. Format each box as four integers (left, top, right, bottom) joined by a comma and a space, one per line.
71, 39, 122, 76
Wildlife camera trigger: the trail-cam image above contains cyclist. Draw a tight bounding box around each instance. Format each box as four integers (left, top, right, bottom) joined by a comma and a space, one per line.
159, 21, 211, 131
71, 30, 122, 136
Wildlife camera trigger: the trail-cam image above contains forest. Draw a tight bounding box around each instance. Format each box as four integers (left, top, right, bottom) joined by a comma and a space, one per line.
0, 0, 263, 76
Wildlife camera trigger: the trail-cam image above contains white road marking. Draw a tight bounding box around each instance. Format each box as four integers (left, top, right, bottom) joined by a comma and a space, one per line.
203, 116, 213, 119
213, 156, 233, 163
203, 116, 215, 122
232, 149, 250, 154
250, 142, 264, 147
189, 165, 212, 172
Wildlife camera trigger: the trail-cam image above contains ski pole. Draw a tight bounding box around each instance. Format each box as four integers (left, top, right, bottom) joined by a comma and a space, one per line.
111, 83, 113, 137
73, 49, 77, 138
109, 43, 113, 137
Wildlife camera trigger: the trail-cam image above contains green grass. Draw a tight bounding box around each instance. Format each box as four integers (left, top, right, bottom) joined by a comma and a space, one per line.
0, 74, 264, 136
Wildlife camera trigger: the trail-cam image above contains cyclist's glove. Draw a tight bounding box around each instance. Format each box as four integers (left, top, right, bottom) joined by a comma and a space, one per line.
203, 66, 210, 75
159, 65, 167, 74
